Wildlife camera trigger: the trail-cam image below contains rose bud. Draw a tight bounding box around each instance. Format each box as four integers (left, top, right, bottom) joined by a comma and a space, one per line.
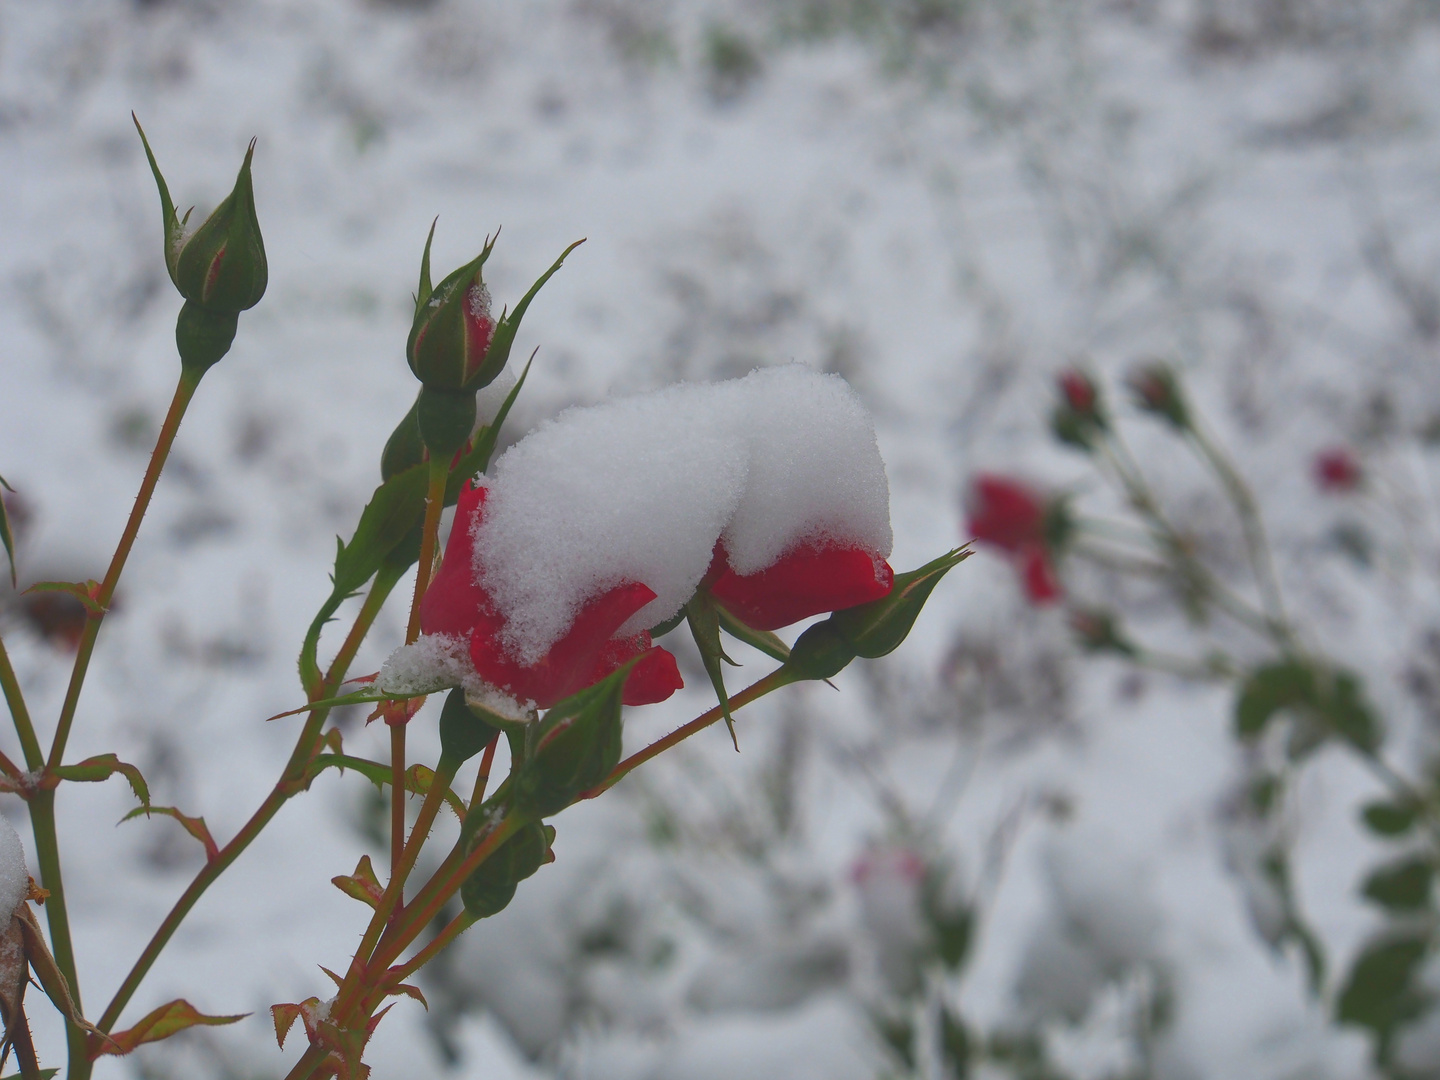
1051, 368, 1107, 451
1126, 362, 1190, 430
1314, 447, 1362, 494
406, 232, 500, 395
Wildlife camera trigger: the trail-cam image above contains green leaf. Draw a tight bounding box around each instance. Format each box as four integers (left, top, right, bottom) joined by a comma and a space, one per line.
0, 473, 15, 588
334, 466, 429, 599
1362, 801, 1417, 837
1337, 930, 1432, 1037
1363, 858, 1434, 911
92, 998, 247, 1057
332, 854, 384, 909
52, 754, 149, 807
1235, 660, 1315, 739
119, 805, 218, 861
24, 580, 105, 617
0, 1070, 58, 1079
438, 687, 501, 767
460, 820, 551, 919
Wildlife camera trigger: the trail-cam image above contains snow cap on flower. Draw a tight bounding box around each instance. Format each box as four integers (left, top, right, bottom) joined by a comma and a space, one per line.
473, 365, 892, 664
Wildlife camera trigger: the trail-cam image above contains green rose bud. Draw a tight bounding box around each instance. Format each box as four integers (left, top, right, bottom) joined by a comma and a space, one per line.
459, 820, 554, 919
512, 663, 630, 818
783, 621, 857, 682
171, 140, 267, 314
406, 229, 499, 394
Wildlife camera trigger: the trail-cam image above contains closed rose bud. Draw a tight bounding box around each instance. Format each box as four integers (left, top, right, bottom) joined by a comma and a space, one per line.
1052, 368, 1106, 451
406, 236, 500, 395
458, 819, 552, 919
1314, 447, 1362, 493
828, 548, 968, 658
1126, 362, 1189, 430
172, 140, 268, 315
1069, 608, 1133, 654
513, 666, 630, 817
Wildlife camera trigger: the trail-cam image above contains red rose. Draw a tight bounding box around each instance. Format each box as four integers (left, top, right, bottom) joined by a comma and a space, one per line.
966, 474, 1047, 553
710, 542, 895, 631
965, 475, 1064, 605
420, 485, 683, 709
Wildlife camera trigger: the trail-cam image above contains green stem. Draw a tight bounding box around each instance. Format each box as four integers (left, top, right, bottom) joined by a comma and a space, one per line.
86, 568, 401, 1063
0, 634, 42, 771
29, 789, 86, 1073
390, 909, 476, 985
50, 371, 199, 770
581, 667, 796, 801
281, 1045, 328, 1080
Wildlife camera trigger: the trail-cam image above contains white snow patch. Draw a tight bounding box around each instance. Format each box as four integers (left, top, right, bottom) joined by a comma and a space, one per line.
474, 365, 892, 664
0, 816, 28, 919
378, 633, 534, 717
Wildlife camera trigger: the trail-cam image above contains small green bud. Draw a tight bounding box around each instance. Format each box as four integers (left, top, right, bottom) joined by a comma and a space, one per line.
1068, 608, 1135, 656
175, 301, 238, 376
459, 820, 553, 919
406, 233, 499, 393
172, 139, 268, 313
829, 549, 969, 659
438, 687, 500, 768
512, 664, 630, 818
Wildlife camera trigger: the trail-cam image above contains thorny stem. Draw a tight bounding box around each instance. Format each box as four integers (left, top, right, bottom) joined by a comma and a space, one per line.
390, 909, 476, 984
375, 757, 457, 939
470, 736, 498, 806
389, 725, 406, 886
88, 569, 402, 1068
0, 635, 41, 772
50, 371, 198, 771
581, 667, 797, 800
41, 369, 199, 1075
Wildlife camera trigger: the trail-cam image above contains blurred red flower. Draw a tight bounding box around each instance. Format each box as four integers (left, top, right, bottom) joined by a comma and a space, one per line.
1314, 447, 1362, 493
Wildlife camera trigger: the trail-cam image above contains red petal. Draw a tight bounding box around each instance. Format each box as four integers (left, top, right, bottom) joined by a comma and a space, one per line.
966, 475, 1046, 553
1020, 545, 1062, 605
419, 485, 490, 639
471, 582, 658, 708
711, 544, 894, 631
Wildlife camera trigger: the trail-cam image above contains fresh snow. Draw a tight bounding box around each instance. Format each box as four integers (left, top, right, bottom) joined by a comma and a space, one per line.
474, 364, 891, 664
0, 816, 27, 921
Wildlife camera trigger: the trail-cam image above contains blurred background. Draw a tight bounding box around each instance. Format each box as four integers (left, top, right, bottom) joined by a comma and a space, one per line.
5, 0, 1440, 1076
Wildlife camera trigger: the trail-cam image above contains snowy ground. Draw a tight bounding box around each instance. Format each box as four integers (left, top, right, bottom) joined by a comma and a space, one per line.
5, 0, 1440, 1077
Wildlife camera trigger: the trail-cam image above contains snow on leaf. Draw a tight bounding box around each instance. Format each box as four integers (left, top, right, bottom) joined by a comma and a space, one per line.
91, 999, 247, 1057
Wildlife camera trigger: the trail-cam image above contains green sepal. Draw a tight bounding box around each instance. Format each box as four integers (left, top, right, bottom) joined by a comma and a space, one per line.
829, 548, 969, 659
648, 610, 687, 639
512, 661, 632, 818
459, 819, 552, 919
445, 353, 533, 499
0, 473, 14, 588
438, 687, 501, 767
303, 753, 463, 816
476, 239, 584, 391
175, 301, 238, 377
132, 113, 186, 289
415, 217, 438, 314
715, 602, 790, 663
172, 138, 267, 312
686, 593, 739, 750
381, 393, 424, 481
333, 466, 429, 599
783, 622, 856, 682
1337, 928, 1432, 1044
